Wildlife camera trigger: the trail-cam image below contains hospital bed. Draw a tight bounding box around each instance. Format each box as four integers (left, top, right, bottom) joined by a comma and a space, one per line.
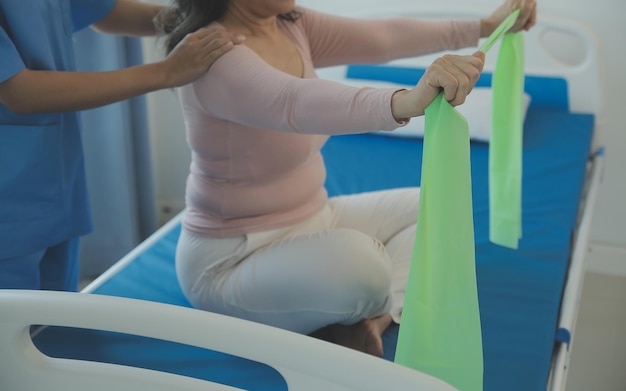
0, 6, 604, 391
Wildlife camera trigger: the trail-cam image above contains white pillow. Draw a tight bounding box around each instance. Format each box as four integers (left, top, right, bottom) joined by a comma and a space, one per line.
339, 78, 531, 142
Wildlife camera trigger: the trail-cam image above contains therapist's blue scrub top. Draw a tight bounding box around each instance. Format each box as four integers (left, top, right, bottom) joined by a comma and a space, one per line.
0, 0, 116, 259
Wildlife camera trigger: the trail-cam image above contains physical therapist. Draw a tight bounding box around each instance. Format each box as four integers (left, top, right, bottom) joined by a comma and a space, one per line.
0, 0, 242, 290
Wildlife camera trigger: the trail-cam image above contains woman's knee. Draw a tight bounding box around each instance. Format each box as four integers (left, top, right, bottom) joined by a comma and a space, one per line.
328, 229, 393, 299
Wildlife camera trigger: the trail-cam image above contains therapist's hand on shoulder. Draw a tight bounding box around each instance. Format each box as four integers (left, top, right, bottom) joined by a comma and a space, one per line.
159, 26, 245, 88
0, 25, 244, 114
391, 52, 485, 121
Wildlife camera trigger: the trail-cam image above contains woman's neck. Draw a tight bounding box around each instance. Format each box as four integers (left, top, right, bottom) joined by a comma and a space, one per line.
220, 6, 280, 38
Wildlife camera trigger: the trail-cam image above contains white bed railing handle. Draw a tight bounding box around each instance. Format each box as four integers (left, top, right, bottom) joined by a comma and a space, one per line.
0, 290, 458, 391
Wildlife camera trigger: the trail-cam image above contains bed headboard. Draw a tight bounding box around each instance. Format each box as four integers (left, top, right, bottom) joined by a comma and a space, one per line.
314, 5, 604, 149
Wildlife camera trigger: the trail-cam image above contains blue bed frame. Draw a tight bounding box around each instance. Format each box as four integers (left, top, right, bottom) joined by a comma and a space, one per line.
33, 67, 595, 390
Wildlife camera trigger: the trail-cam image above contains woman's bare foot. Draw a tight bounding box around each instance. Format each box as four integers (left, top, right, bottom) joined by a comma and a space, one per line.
310, 314, 393, 357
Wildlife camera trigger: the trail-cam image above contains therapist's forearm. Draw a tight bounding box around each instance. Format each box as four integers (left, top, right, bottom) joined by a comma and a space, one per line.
0, 65, 172, 114
93, 0, 164, 37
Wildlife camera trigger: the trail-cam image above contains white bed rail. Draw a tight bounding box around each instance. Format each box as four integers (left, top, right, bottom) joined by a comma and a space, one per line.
548, 151, 605, 391
81, 210, 184, 294
0, 290, 457, 391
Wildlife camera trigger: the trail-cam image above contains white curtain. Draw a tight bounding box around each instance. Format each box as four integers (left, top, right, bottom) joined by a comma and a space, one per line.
74, 28, 158, 278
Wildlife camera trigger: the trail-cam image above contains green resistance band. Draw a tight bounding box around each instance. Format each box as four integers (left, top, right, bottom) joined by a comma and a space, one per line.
394, 93, 483, 391
394, 9, 523, 391
490, 31, 525, 249
480, 9, 520, 53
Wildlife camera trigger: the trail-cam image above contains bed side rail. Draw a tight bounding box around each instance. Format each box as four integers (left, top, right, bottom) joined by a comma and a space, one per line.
548, 150, 605, 391
0, 290, 457, 391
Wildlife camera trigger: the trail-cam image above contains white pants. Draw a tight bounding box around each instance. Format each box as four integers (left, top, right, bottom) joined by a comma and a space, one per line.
176, 187, 419, 335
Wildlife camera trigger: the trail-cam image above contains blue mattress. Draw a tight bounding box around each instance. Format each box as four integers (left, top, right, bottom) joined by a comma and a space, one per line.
34, 107, 594, 391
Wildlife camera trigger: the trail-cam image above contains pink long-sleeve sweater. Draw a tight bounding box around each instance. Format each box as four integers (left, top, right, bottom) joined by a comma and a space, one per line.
179, 7, 480, 238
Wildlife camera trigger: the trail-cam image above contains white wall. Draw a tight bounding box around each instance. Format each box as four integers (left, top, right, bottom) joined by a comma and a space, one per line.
141, 0, 626, 271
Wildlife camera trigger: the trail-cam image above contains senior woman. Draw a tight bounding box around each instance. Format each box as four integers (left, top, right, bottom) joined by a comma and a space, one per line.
157, 0, 536, 356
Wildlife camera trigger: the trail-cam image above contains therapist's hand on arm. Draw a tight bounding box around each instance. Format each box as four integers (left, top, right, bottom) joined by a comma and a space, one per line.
391, 51, 485, 122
